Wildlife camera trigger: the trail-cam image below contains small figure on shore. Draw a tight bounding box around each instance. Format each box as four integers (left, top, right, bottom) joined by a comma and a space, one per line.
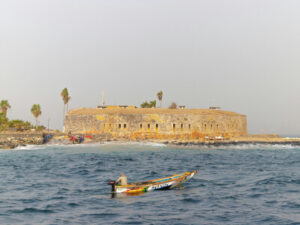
116, 174, 127, 186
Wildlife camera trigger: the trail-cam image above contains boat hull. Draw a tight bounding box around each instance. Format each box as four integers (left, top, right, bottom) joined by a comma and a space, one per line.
114, 171, 197, 194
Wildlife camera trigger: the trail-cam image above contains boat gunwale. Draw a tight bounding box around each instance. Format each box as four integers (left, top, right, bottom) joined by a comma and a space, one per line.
116, 172, 193, 189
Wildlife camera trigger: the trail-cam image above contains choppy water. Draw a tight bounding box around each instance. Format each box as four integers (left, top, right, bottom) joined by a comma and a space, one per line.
1, 143, 300, 225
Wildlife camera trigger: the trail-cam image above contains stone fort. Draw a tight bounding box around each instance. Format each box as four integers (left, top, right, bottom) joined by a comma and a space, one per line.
64, 106, 247, 140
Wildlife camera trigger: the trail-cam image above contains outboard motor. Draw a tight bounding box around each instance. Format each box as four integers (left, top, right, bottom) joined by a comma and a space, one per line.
108, 180, 116, 193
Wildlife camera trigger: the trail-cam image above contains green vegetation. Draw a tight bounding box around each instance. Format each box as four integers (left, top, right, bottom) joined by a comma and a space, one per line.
0, 114, 39, 132
140, 100, 156, 108
61, 88, 71, 114
141, 91, 164, 108
8, 120, 31, 131
0, 112, 8, 131
0, 98, 47, 132
156, 91, 163, 108
61, 88, 71, 128
0, 100, 11, 117
31, 104, 42, 128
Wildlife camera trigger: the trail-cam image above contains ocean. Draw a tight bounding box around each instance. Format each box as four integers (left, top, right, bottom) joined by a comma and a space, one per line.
0, 143, 300, 225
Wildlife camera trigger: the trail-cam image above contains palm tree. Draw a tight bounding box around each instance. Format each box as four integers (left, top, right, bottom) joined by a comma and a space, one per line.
31, 104, 41, 128
157, 91, 163, 108
0, 100, 11, 117
61, 88, 71, 124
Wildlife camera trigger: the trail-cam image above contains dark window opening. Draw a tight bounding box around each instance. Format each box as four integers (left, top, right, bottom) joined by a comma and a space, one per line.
148, 124, 150, 129
189, 124, 191, 129
173, 124, 176, 129
140, 124, 143, 129
181, 124, 183, 129
124, 124, 127, 128
156, 124, 159, 128
118, 124, 121, 129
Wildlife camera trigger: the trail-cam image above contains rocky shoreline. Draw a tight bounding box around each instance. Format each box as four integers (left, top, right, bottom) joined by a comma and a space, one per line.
1, 132, 300, 149
0, 132, 44, 149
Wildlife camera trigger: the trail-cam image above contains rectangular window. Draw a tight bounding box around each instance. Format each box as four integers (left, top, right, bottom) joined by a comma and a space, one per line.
189, 124, 191, 129
124, 124, 127, 128
156, 124, 158, 128
119, 124, 121, 129
181, 124, 183, 129
140, 124, 143, 129
148, 124, 150, 129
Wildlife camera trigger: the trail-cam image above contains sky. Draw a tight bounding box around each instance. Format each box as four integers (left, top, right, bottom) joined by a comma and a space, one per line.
1, 0, 300, 135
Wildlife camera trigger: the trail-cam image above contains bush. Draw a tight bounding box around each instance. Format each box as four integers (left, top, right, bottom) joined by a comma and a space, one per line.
36, 125, 46, 131
8, 120, 33, 131
0, 113, 8, 131
140, 100, 156, 108
0, 116, 36, 132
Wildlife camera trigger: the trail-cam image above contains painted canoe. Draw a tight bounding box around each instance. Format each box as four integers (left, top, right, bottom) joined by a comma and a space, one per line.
109, 170, 197, 194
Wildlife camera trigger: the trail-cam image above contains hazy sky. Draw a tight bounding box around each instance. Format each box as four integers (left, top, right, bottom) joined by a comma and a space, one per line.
1, 0, 300, 135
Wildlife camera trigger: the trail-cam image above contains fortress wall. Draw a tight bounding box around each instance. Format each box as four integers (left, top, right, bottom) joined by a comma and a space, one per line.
65, 108, 247, 140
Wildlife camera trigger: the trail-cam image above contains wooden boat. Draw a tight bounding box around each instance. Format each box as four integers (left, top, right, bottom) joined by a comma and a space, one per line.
109, 170, 197, 194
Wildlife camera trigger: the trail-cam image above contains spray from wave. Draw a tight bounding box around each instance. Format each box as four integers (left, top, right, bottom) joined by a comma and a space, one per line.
179, 143, 299, 151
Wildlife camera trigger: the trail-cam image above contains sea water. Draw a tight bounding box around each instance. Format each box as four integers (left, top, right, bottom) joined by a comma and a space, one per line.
0, 143, 300, 225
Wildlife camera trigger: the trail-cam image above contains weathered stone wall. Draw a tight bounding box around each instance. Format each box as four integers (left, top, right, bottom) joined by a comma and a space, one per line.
64, 108, 247, 140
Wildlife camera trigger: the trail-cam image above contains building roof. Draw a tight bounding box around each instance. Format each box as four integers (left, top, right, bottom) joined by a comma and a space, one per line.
67, 107, 246, 117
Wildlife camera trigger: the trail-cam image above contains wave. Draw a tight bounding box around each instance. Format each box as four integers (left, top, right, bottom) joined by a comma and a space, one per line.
176, 143, 299, 151
13, 145, 48, 151
221, 143, 297, 150
91, 141, 167, 148
4, 141, 298, 152
134, 142, 167, 147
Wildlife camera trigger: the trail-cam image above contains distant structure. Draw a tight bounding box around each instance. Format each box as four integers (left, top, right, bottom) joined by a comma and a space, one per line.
209, 106, 221, 110
101, 91, 105, 106
64, 106, 247, 140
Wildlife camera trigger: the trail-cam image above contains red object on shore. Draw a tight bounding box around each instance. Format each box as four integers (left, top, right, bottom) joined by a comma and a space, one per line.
69, 135, 78, 141
85, 135, 92, 139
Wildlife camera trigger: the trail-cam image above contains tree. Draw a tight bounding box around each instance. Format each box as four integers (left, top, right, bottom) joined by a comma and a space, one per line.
61, 88, 71, 125
168, 102, 177, 109
0, 112, 8, 131
157, 91, 163, 108
8, 120, 33, 131
0, 100, 11, 117
31, 104, 41, 128
141, 101, 150, 108
149, 100, 156, 108
140, 100, 156, 108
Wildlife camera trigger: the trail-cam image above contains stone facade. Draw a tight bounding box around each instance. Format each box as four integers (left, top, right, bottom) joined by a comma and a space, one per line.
64, 107, 247, 140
